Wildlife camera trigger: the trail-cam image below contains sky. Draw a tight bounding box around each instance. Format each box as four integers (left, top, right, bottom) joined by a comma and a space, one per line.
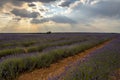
0, 0, 120, 33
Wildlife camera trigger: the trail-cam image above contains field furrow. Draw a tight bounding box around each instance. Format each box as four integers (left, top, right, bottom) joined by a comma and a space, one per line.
17, 39, 113, 80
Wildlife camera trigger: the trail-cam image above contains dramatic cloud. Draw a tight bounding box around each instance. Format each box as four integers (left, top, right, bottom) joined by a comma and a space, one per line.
11, 8, 40, 18
31, 15, 76, 24
17, 0, 57, 3
91, 0, 120, 18
0, 0, 57, 8
0, 0, 120, 33
0, 0, 23, 7
72, 0, 120, 18
59, 0, 77, 7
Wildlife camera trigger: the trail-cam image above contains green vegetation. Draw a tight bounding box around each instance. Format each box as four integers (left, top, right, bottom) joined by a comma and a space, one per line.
0, 39, 87, 58
0, 33, 117, 80
0, 48, 25, 58
0, 39, 108, 80
57, 38, 120, 80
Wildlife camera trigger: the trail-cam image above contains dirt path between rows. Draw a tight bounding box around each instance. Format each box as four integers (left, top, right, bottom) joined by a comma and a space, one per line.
109, 69, 120, 80
17, 40, 112, 80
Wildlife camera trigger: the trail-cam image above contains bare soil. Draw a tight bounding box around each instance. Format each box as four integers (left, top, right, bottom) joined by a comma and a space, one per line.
109, 69, 120, 80
17, 40, 112, 80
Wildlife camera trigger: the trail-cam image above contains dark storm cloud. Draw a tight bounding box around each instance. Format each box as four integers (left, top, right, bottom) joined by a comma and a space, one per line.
11, 8, 40, 18
59, 0, 77, 7
0, 0, 23, 7
0, 0, 57, 7
17, 0, 57, 3
31, 15, 76, 24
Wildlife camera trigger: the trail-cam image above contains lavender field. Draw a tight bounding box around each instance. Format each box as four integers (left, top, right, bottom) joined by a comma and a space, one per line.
0, 33, 119, 80
49, 34, 120, 80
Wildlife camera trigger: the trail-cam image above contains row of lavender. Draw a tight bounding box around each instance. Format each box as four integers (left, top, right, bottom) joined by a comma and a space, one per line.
50, 35, 120, 80
0, 33, 118, 80
0, 33, 115, 59
0, 33, 116, 49
0, 33, 83, 50
0, 33, 92, 59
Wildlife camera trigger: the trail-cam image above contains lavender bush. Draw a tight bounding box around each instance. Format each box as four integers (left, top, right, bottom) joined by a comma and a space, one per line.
51, 36, 120, 80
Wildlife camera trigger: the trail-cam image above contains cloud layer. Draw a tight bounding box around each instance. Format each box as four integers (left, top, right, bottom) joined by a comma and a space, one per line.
11, 8, 40, 18
0, 0, 120, 33
0, 0, 57, 7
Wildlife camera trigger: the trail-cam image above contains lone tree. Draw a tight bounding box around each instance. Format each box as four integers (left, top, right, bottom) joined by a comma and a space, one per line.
46, 31, 52, 34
